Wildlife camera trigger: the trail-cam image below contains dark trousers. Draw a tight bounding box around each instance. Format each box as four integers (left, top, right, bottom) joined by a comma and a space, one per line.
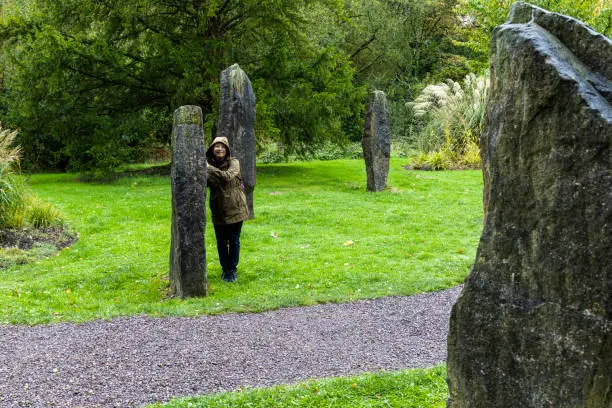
213, 221, 243, 273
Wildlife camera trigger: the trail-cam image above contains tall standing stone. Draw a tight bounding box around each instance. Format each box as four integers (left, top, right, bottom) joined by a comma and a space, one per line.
218, 63, 256, 219
170, 105, 207, 298
362, 90, 390, 192
447, 3, 611, 407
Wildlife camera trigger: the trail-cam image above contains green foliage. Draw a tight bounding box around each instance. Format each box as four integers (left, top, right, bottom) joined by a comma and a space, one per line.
26, 196, 62, 228
304, 141, 363, 161
459, 139, 481, 168
0, 0, 365, 171
0, 0, 479, 171
1, 0, 606, 172
259, 46, 367, 152
406, 73, 487, 169
257, 141, 363, 163
315, 0, 477, 144
0, 124, 64, 227
0, 179, 65, 228
0, 124, 26, 227
328, 0, 474, 84
0, 165, 27, 228
0, 160, 483, 324
406, 138, 480, 171
404, 1, 610, 169
455, 0, 612, 67
150, 365, 448, 407
411, 150, 453, 171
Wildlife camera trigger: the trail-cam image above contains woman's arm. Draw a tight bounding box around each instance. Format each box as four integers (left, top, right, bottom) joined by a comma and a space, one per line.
208, 158, 241, 185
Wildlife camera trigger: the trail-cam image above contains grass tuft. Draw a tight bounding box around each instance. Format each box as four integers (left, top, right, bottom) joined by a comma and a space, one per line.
26, 197, 63, 228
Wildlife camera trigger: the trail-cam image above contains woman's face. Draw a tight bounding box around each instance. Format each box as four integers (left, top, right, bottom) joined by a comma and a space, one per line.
213, 143, 227, 159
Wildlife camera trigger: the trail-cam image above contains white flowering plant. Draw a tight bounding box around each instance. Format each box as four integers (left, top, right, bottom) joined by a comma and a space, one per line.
406, 72, 489, 169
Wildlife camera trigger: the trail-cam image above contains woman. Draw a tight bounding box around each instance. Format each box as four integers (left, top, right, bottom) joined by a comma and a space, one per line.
206, 136, 249, 282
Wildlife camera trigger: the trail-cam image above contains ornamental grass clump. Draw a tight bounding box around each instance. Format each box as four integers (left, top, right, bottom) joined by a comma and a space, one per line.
26, 197, 62, 228
0, 125, 21, 164
0, 125, 27, 228
0, 125, 63, 229
406, 73, 488, 170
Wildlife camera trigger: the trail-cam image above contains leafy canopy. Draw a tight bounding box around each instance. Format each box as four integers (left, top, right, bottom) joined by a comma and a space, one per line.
0, 0, 365, 171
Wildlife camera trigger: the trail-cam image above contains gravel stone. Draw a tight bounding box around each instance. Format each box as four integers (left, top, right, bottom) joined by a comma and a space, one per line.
0, 286, 461, 407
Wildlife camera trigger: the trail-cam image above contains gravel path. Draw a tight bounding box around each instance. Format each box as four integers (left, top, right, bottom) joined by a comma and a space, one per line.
0, 286, 461, 407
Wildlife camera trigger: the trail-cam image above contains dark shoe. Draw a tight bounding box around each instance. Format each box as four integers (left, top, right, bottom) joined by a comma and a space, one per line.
227, 268, 237, 283
221, 270, 231, 282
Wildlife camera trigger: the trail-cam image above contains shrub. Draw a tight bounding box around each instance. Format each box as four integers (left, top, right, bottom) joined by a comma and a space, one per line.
27, 197, 62, 229
0, 124, 64, 229
459, 139, 482, 169
0, 125, 27, 228
390, 141, 419, 159
257, 140, 289, 164
256, 140, 364, 163
406, 72, 488, 169
409, 149, 454, 171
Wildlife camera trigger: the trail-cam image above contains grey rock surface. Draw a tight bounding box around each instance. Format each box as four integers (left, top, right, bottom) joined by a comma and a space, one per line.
170, 105, 207, 298
0, 287, 460, 407
218, 64, 256, 219
447, 3, 611, 408
362, 90, 391, 192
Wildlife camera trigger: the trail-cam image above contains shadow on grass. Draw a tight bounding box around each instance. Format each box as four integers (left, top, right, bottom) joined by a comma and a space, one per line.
81, 163, 310, 182
255, 164, 315, 177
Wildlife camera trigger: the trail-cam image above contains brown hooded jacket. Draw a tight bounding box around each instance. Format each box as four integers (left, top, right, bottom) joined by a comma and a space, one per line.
206, 136, 249, 225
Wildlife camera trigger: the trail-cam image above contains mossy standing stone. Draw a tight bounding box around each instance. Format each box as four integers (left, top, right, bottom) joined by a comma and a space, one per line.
362, 90, 390, 192
447, 3, 611, 407
170, 105, 207, 298
218, 63, 256, 219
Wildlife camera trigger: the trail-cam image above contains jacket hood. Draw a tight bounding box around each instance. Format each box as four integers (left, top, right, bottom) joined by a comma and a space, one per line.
206, 136, 231, 159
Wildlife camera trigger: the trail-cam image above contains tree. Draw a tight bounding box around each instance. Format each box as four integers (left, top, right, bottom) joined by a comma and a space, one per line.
300, 0, 476, 143
0, 0, 363, 171
454, 0, 611, 69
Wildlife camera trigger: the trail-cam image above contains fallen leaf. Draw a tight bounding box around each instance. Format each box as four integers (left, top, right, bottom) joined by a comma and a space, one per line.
271, 232, 279, 238
344, 240, 354, 246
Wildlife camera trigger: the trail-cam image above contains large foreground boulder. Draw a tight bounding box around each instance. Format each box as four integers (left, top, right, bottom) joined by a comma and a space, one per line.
169, 105, 207, 298
447, 3, 611, 408
218, 63, 256, 219
362, 90, 390, 192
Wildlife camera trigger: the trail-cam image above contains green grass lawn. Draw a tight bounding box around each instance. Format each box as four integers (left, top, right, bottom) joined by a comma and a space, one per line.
149, 365, 448, 408
0, 159, 483, 325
